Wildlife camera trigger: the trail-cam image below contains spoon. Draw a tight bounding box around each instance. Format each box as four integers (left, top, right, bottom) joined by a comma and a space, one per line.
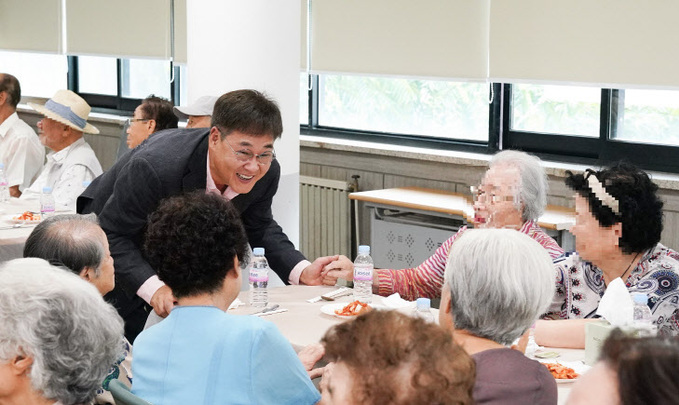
0, 223, 28, 230
252, 304, 280, 315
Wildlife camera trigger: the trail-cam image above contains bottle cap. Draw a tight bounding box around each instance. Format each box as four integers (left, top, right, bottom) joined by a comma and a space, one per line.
632, 292, 648, 304
416, 297, 431, 309
253, 247, 265, 256
42, 187, 53, 193
358, 245, 370, 255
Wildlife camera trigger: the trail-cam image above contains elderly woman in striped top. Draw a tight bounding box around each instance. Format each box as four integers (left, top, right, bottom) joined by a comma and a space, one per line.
324, 150, 563, 300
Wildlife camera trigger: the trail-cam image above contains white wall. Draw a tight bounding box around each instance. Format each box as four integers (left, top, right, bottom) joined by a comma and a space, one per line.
186, 0, 302, 246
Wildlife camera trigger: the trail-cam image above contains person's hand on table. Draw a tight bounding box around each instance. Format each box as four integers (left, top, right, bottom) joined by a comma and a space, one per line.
297, 343, 326, 379
511, 328, 530, 353
321, 255, 354, 285
299, 255, 340, 286
150, 285, 176, 317
319, 362, 335, 392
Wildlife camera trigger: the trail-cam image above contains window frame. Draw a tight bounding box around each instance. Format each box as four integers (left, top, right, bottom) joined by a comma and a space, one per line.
301, 74, 500, 155
67, 56, 180, 114
503, 85, 679, 173
302, 74, 679, 174
48, 60, 679, 174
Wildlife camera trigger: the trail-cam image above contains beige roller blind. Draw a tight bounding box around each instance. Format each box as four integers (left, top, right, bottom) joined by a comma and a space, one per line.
301, 0, 308, 70
174, 0, 187, 64
310, 0, 490, 80
490, 0, 679, 88
66, 0, 186, 63
0, 0, 62, 53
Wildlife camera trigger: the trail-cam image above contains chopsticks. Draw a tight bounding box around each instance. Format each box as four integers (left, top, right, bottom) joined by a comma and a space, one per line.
307, 287, 352, 303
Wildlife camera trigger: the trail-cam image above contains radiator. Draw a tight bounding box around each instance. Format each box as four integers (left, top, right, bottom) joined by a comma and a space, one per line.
299, 176, 352, 259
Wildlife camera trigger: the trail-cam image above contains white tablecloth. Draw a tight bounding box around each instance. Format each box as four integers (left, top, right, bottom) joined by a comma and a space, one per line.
229, 285, 582, 404
0, 197, 74, 262
0, 198, 41, 262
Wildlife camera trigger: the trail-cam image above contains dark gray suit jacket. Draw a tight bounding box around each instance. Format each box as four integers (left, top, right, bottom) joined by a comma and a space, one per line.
77, 127, 305, 315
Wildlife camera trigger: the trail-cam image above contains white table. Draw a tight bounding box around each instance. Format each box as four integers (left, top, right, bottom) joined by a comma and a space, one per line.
0, 197, 75, 262
0, 198, 41, 262
547, 347, 586, 405
229, 285, 582, 403
230, 285, 412, 346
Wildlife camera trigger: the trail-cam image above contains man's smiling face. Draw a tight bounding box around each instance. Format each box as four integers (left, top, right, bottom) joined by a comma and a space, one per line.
207, 127, 275, 194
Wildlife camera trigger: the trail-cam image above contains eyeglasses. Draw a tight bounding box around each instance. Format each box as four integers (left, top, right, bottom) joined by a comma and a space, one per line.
470, 185, 515, 204
125, 118, 150, 126
219, 129, 276, 166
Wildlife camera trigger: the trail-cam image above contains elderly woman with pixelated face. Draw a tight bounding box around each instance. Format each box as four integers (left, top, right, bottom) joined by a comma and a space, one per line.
0, 258, 123, 405
536, 163, 679, 348
440, 228, 557, 405
323, 150, 563, 300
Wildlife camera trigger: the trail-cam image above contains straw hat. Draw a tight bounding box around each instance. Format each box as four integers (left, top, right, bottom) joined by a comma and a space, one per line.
28, 90, 99, 134
173, 95, 218, 119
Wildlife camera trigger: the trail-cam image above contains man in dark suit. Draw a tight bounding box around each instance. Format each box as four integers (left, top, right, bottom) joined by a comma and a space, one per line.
78, 90, 337, 341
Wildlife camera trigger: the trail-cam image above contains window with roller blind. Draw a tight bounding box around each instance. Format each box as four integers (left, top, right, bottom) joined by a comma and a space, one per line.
6, 0, 679, 172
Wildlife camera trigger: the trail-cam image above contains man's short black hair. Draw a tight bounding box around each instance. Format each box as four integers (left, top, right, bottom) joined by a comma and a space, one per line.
0, 73, 21, 109
211, 89, 283, 140
144, 191, 249, 299
140, 95, 179, 132
566, 162, 663, 254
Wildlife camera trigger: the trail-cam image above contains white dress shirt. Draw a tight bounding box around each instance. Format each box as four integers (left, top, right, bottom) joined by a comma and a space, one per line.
21, 137, 102, 210
0, 112, 45, 191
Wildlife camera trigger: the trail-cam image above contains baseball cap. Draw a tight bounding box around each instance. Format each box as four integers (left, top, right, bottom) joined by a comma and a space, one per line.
173, 95, 218, 119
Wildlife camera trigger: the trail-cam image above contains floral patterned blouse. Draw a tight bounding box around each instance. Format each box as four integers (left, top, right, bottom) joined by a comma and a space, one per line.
546, 244, 679, 336
95, 336, 133, 404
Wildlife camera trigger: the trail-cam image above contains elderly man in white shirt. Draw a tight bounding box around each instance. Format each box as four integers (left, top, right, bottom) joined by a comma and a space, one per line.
21, 90, 102, 210
0, 73, 45, 197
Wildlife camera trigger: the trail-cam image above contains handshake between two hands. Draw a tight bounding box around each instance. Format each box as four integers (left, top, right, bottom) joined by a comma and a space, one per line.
300, 255, 355, 286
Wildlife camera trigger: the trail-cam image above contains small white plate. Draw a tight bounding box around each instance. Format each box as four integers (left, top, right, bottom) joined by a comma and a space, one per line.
320, 302, 384, 319
555, 378, 578, 384
4, 213, 42, 224
540, 360, 591, 383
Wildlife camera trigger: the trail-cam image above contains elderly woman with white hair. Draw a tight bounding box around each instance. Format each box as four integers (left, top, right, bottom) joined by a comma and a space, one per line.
324, 150, 563, 300
0, 258, 124, 405
439, 229, 557, 405
23, 214, 132, 404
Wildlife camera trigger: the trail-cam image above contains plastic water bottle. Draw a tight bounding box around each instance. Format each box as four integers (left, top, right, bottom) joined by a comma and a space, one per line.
40, 187, 55, 219
0, 163, 10, 203
353, 245, 373, 303
414, 298, 435, 323
249, 247, 269, 307
632, 292, 657, 337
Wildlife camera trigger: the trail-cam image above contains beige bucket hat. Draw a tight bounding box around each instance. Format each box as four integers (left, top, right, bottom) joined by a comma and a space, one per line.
28, 90, 99, 134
